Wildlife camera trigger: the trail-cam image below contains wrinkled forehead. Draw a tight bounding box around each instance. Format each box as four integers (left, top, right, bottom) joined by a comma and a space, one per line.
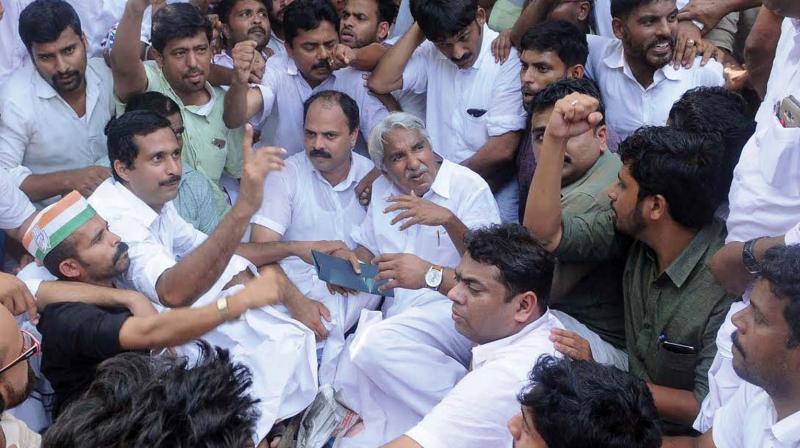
384, 126, 428, 153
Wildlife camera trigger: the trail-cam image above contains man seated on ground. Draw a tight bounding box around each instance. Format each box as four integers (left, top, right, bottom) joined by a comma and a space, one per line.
87, 111, 317, 444
524, 93, 734, 434
112, 0, 243, 219
15, 192, 282, 417
382, 224, 564, 448
0, 306, 42, 448
523, 78, 627, 370
124, 91, 221, 234
329, 112, 501, 447
0, 0, 113, 204
367, 0, 526, 223
509, 355, 662, 448
42, 342, 260, 448
516, 20, 587, 220
223, 0, 390, 157
249, 91, 380, 382
663, 245, 800, 448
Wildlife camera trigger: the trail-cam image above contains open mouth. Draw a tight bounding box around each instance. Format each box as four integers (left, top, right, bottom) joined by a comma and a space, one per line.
649, 41, 672, 56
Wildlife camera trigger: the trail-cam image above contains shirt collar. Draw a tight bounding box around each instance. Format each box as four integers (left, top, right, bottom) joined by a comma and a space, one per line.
603, 39, 681, 84
471, 309, 554, 368
427, 159, 454, 200
767, 396, 800, 444
309, 155, 360, 192
662, 219, 724, 288
92, 178, 160, 228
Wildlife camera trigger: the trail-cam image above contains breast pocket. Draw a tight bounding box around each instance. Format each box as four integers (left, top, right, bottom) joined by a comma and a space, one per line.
462, 109, 489, 154
653, 345, 697, 392
757, 113, 800, 196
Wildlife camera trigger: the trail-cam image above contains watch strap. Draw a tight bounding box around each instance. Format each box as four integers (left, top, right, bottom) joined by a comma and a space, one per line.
742, 237, 764, 275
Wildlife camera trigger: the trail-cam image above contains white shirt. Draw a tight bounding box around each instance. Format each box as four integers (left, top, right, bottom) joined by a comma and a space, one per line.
585, 34, 724, 147
0, 0, 33, 88
65, 0, 126, 57
726, 18, 800, 243
1, 412, 41, 448
88, 178, 251, 304
0, 58, 114, 197
405, 310, 564, 448
254, 55, 389, 156
383, 35, 427, 122
0, 167, 35, 230
712, 382, 800, 448
268, 30, 288, 59
351, 159, 501, 315
399, 25, 526, 223
251, 152, 373, 286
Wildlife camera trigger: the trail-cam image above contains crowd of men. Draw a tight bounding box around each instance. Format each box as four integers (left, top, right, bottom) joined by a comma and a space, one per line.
0, 0, 798, 446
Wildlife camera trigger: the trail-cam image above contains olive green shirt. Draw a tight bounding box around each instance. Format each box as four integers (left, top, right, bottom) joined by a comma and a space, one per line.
115, 62, 242, 218
557, 213, 734, 430
552, 151, 626, 348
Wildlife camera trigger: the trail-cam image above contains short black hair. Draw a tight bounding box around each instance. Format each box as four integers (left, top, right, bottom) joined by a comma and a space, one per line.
217, 0, 271, 24
106, 111, 174, 182
618, 127, 724, 230
669, 87, 755, 205
42, 234, 80, 281
410, 0, 477, 43
19, 0, 83, 51
125, 91, 181, 118
42, 342, 260, 448
151, 3, 213, 54
520, 355, 662, 448
303, 90, 360, 132
283, 0, 339, 46
519, 20, 588, 68
370, 0, 400, 24
758, 245, 800, 348
531, 77, 605, 127
463, 224, 554, 309
611, 0, 670, 20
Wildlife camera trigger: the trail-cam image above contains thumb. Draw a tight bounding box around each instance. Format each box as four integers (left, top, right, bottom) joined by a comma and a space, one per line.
242, 124, 254, 163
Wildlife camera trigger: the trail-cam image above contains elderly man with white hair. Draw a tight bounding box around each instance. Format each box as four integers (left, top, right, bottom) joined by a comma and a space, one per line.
328, 112, 501, 447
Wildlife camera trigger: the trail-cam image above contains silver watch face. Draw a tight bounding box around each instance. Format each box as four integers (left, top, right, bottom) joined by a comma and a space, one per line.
426, 267, 443, 287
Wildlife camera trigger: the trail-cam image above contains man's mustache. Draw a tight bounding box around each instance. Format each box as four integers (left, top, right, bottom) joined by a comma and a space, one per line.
405, 164, 429, 179
312, 60, 331, 71
113, 242, 129, 265
248, 26, 266, 34
310, 148, 332, 159
159, 175, 181, 186
731, 331, 746, 359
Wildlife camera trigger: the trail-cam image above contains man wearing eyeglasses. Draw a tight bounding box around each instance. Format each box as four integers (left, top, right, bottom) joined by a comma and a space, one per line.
0, 306, 42, 447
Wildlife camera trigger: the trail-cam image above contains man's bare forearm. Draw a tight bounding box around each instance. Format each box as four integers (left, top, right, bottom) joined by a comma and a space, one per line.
461, 132, 521, 182
350, 42, 388, 71
223, 81, 253, 128
710, 235, 785, 295
442, 215, 469, 255
368, 23, 425, 94
235, 241, 308, 267
20, 172, 75, 202
510, 0, 555, 47
35, 282, 138, 310
156, 205, 252, 307
111, 1, 148, 100
648, 383, 701, 427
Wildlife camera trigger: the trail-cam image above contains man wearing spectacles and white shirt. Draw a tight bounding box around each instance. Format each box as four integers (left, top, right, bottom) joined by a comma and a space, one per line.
328, 112, 501, 447
367, 0, 527, 224
0, 306, 42, 448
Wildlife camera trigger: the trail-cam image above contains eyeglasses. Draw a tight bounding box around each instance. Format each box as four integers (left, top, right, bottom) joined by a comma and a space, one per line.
0, 330, 40, 376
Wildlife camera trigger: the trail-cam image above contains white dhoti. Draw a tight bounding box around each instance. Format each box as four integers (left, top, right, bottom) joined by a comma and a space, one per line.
333, 297, 473, 447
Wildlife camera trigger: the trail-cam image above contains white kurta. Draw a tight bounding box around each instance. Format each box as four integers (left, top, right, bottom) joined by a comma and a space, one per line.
696, 18, 800, 433
251, 152, 381, 383
398, 25, 526, 223
333, 160, 501, 447
88, 178, 318, 443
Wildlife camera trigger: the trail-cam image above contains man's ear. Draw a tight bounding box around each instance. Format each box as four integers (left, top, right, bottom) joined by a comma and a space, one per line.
476, 7, 487, 27
222, 23, 232, 41
577, 1, 591, 22
513, 291, 539, 324
595, 124, 608, 150
350, 126, 360, 149
113, 160, 132, 183
152, 48, 164, 68
647, 194, 668, 221
58, 258, 83, 280
611, 17, 626, 41
377, 21, 390, 42
566, 64, 585, 79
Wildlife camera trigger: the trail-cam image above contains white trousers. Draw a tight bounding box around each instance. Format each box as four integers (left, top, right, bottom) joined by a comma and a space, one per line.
333, 299, 474, 447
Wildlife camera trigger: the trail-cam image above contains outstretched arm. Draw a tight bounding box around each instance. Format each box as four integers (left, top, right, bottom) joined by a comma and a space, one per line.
111, 0, 158, 101
223, 41, 265, 128
367, 23, 425, 94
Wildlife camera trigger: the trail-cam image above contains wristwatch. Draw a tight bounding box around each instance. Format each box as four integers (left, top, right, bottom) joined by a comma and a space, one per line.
742, 237, 764, 275
217, 296, 235, 322
425, 265, 444, 290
